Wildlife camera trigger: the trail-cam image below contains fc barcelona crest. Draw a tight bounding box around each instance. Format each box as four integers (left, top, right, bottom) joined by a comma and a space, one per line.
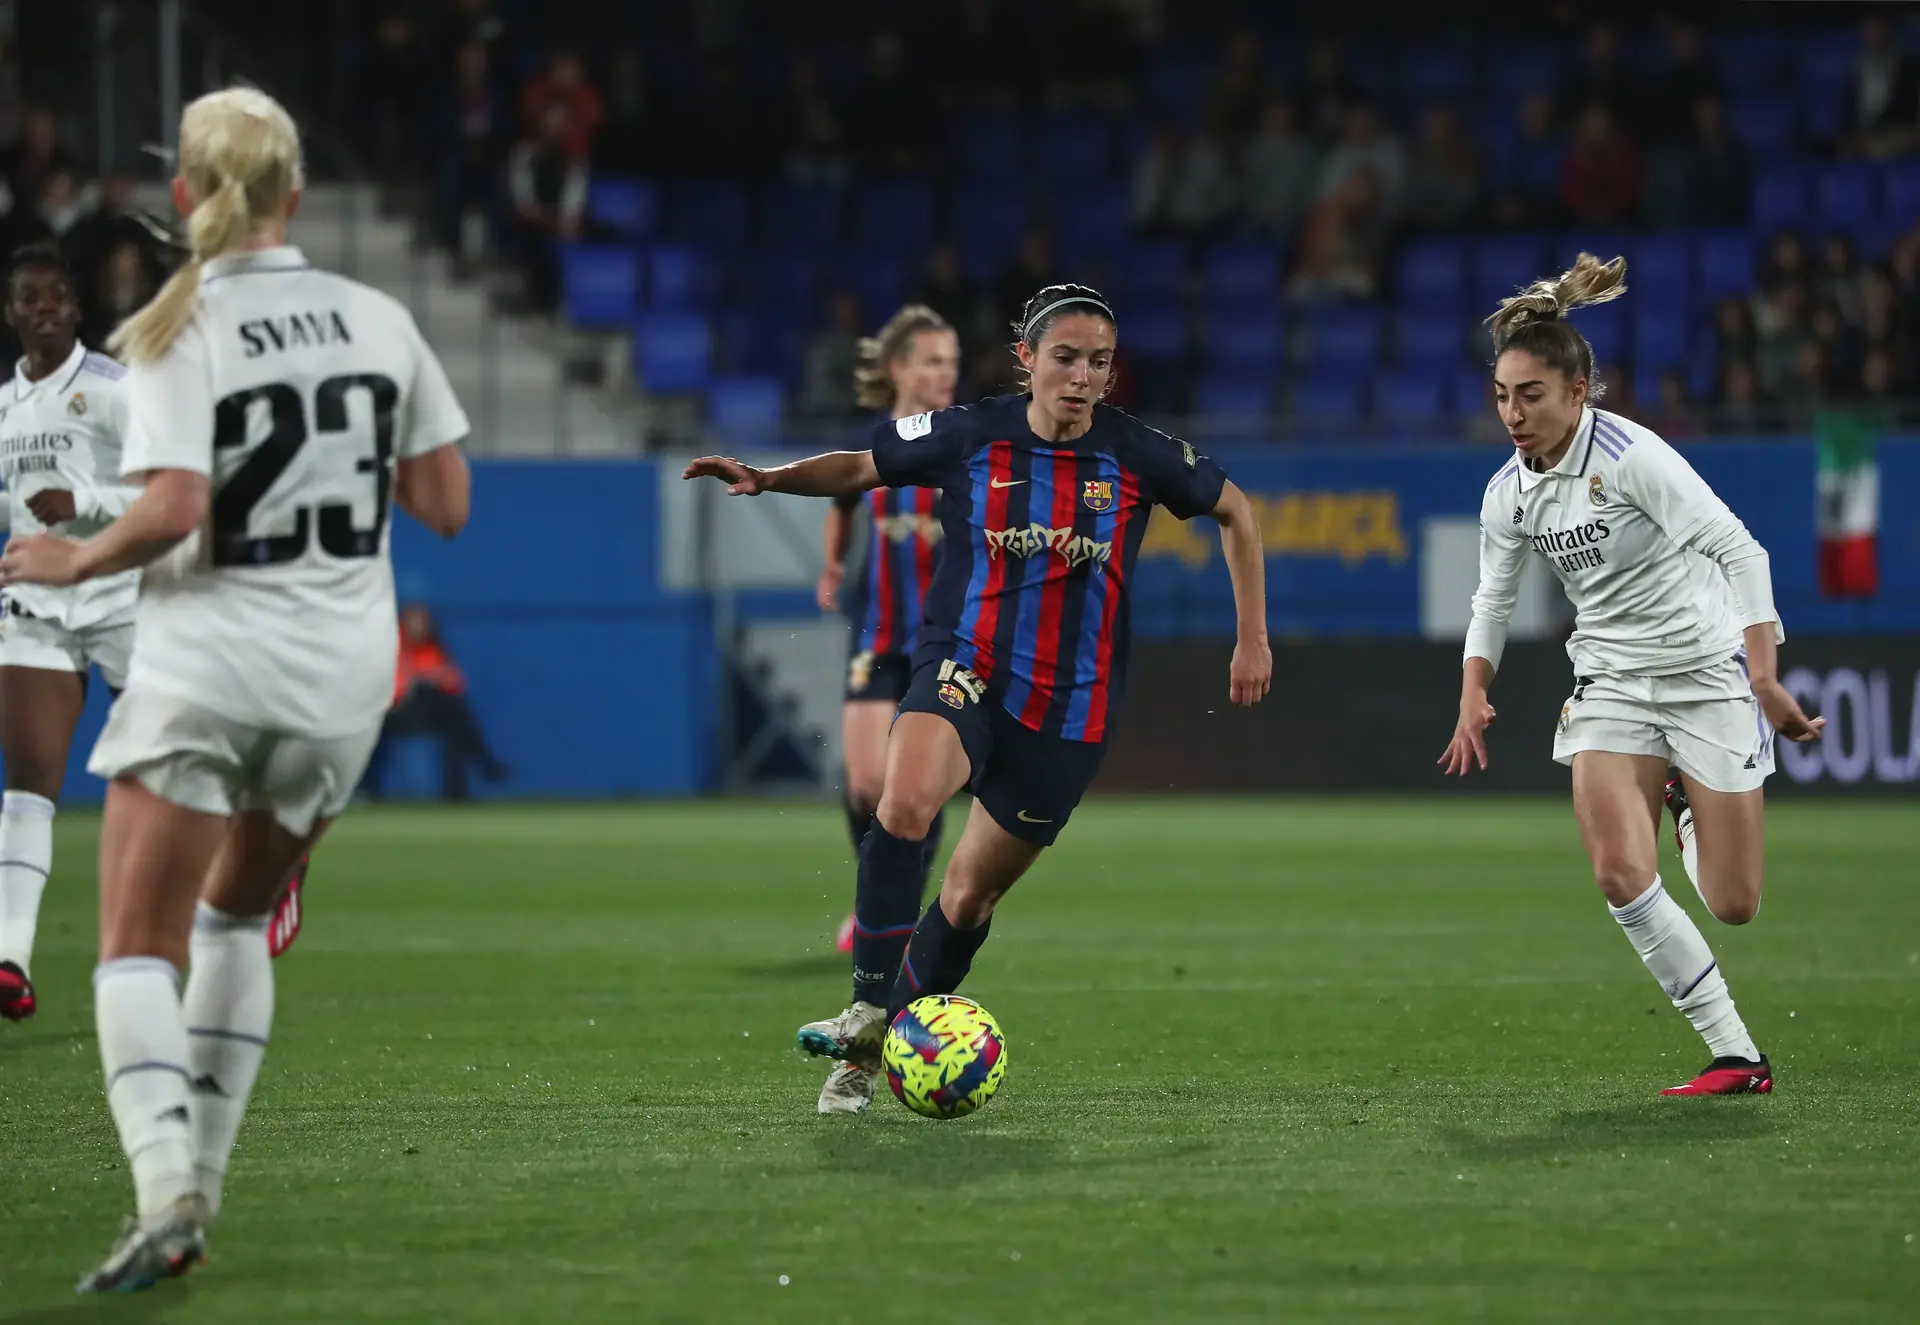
1081, 479, 1115, 513
937, 681, 967, 710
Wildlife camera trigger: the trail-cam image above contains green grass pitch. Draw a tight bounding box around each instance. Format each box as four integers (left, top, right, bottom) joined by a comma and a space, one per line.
2, 797, 1917, 1323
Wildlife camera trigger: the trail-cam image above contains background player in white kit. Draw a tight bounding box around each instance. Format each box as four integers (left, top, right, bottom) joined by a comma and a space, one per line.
0, 245, 139, 1022
0, 86, 471, 1292
1439, 254, 1823, 1098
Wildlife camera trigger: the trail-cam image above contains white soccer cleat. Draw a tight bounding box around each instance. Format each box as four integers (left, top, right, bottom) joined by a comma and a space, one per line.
817, 1061, 877, 1114
75, 1193, 210, 1294
795, 1001, 887, 1070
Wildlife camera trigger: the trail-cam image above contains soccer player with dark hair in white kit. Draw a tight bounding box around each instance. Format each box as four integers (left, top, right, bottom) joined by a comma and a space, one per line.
1439, 254, 1824, 1098
0, 86, 471, 1291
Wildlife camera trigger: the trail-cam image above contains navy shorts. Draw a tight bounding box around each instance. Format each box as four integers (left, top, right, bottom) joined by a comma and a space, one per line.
896, 658, 1106, 848
845, 648, 913, 704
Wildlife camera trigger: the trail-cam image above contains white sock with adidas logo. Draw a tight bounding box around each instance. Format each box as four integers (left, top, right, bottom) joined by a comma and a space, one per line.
95, 956, 200, 1224
183, 903, 275, 1220
1609, 876, 1759, 1063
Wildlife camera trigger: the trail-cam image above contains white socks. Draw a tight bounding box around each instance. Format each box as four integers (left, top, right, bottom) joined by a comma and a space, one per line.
0, 790, 55, 974
95, 956, 199, 1224
1610, 876, 1760, 1063
182, 903, 274, 1219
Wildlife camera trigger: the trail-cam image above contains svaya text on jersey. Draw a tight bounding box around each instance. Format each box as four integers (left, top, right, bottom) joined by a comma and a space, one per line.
1528, 517, 1610, 556
238, 309, 353, 359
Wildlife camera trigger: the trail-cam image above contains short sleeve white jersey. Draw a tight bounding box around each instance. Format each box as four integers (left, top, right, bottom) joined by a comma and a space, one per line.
1471, 407, 1781, 678
0, 342, 141, 629
123, 246, 468, 737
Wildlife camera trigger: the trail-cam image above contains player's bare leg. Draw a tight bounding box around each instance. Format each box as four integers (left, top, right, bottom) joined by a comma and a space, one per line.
0, 664, 86, 1021
1666, 774, 1764, 926
1573, 752, 1769, 1096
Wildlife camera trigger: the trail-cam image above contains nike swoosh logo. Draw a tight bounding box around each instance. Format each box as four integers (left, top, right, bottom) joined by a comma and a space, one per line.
1015, 810, 1052, 823
989, 478, 1026, 489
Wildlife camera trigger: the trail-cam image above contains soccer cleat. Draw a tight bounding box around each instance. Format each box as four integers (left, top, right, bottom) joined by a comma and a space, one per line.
1664, 774, 1690, 853
75, 1194, 209, 1294
817, 1061, 877, 1114
835, 912, 855, 954
796, 1001, 886, 1070
1662, 1054, 1773, 1097
268, 854, 308, 960
0, 960, 36, 1021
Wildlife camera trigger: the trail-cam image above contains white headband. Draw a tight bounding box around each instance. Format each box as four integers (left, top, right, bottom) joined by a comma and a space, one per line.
1023, 296, 1114, 342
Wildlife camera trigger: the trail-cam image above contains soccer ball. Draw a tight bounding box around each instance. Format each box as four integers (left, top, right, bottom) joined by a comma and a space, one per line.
882, 995, 1007, 1119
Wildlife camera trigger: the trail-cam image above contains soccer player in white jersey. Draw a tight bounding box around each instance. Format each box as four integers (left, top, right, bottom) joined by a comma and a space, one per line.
1439, 254, 1823, 1098
0, 246, 139, 1022
0, 86, 471, 1292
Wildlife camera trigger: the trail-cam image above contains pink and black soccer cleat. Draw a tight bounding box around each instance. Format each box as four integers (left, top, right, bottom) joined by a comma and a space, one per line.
0, 959, 35, 1021
835, 912, 856, 954
1664, 773, 1690, 852
268, 854, 309, 960
1662, 1054, 1772, 1096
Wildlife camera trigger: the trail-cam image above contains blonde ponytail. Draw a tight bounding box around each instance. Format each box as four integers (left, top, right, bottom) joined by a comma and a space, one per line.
109, 86, 304, 365
1485, 252, 1627, 347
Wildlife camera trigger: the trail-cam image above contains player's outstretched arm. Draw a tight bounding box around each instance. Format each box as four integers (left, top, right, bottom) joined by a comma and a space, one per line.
1211, 481, 1271, 707
0, 469, 208, 588
683, 451, 881, 497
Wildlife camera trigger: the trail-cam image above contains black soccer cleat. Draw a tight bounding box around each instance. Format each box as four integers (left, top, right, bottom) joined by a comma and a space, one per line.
1662, 1054, 1773, 1097
1664, 772, 1690, 852
0, 959, 36, 1021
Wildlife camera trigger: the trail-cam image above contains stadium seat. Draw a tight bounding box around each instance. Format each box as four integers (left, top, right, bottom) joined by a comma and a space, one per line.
1566, 300, 1627, 367
707, 376, 787, 438
1288, 373, 1367, 429
1480, 41, 1565, 96
1121, 300, 1189, 363
1395, 237, 1470, 311
1883, 159, 1920, 231
1053, 183, 1131, 263
1796, 32, 1860, 98
954, 192, 1028, 275
1032, 113, 1114, 186
668, 180, 749, 249
586, 179, 658, 238
560, 244, 639, 329
1751, 161, 1812, 232
1143, 49, 1212, 122
1303, 305, 1383, 371
1392, 310, 1467, 369
951, 110, 1025, 182
720, 315, 807, 387
1447, 366, 1494, 418
1192, 372, 1276, 419
1398, 44, 1476, 104
1373, 369, 1449, 426
646, 245, 722, 310
824, 253, 904, 323
1204, 241, 1282, 307
1205, 310, 1282, 368
735, 254, 816, 320
756, 180, 841, 249
1694, 231, 1758, 301
1632, 233, 1694, 307
633, 312, 714, 393
1109, 242, 1189, 302
1815, 161, 1879, 239
1713, 32, 1793, 97
852, 178, 936, 256
1471, 234, 1548, 310
1727, 97, 1798, 156
1631, 309, 1691, 371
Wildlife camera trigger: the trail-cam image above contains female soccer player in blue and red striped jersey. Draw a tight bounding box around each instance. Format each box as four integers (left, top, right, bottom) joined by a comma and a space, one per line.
818, 307, 958, 971
686, 284, 1272, 1111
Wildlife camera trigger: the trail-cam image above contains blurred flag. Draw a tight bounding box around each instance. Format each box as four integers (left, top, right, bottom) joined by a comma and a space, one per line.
1815, 410, 1879, 598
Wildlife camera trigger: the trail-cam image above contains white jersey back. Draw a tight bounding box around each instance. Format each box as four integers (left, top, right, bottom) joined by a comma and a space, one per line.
0, 343, 141, 629
122, 246, 468, 737
1476, 408, 1750, 677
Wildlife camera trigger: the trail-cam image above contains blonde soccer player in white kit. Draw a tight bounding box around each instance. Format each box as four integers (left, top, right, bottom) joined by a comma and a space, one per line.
0, 87, 471, 1292
1439, 253, 1823, 1099
0, 245, 140, 1023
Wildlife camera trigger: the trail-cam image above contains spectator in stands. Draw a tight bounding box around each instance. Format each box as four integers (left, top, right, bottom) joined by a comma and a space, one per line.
11, 171, 82, 250
508, 103, 588, 315
1713, 295, 1758, 369
1403, 103, 1483, 231
1299, 40, 1359, 142
433, 39, 509, 267
1850, 14, 1920, 159
1860, 346, 1897, 410
436, 0, 507, 67
1860, 265, 1918, 393
85, 241, 157, 351
1815, 233, 1862, 324
848, 34, 938, 174
361, 10, 427, 182
1756, 228, 1810, 294
1287, 167, 1385, 304
1316, 103, 1405, 220
687, 47, 760, 178
1781, 340, 1830, 423
364, 604, 507, 803
1675, 95, 1751, 228
913, 241, 986, 342
1202, 29, 1269, 147
1558, 103, 1640, 225
1555, 21, 1632, 129
1809, 302, 1864, 394
1488, 90, 1563, 229
1649, 368, 1702, 436
522, 50, 604, 164
1641, 19, 1720, 146
781, 56, 852, 187
598, 49, 657, 178
1753, 279, 1811, 398
799, 290, 866, 419
61, 170, 157, 293
1241, 97, 1320, 238
1, 110, 72, 219
1050, 0, 1140, 114
1718, 359, 1767, 432
994, 225, 1059, 324
1130, 122, 1237, 238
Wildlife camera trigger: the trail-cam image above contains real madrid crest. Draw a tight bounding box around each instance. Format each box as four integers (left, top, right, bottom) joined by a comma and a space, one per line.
1557, 702, 1571, 734
1081, 478, 1115, 513
68, 392, 87, 417
1588, 473, 1607, 507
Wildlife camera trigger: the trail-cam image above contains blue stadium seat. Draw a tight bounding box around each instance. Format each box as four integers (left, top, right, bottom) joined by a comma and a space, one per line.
1815, 161, 1879, 239
1567, 300, 1627, 366
852, 178, 936, 256
1395, 237, 1470, 310
1447, 367, 1493, 418
951, 111, 1025, 181
586, 179, 658, 238
560, 244, 639, 329
1304, 305, 1383, 371
707, 376, 786, 438
1632, 233, 1694, 307
1373, 369, 1449, 425
1727, 97, 1798, 156
646, 245, 722, 310
736, 254, 816, 319
1121, 300, 1189, 362
1054, 183, 1131, 263
1204, 241, 1282, 306
1399, 45, 1476, 103
756, 180, 841, 249
720, 314, 807, 387
954, 192, 1028, 275
1205, 310, 1282, 368
1796, 33, 1859, 96
1143, 49, 1212, 122
1192, 372, 1276, 419
1110, 242, 1189, 302
1288, 374, 1368, 430
1032, 113, 1114, 186
1694, 231, 1757, 301
1751, 161, 1812, 232
1471, 234, 1548, 310
824, 253, 904, 323
633, 312, 714, 393
1392, 310, 1467, 368
1713, 33, 1793, 97
1480, 41, 1565, 96
1630, 304, 1692, 372
668, 180, 749, 249
1883, 159, 1920, 231
1800, 87, 1849, 145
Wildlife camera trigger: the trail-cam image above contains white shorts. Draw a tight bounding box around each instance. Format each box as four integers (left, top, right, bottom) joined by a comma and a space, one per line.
1552, 655, 1774, 793
88, 684, 381, 837
0, 609, 134, 691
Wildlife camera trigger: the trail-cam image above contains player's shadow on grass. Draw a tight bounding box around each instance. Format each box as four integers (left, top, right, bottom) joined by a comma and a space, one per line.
1, 1283, 196, 1324
1440, 1100, 1777, 1161
812, 1129, 1212, 1189
736, 955, 847, 982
